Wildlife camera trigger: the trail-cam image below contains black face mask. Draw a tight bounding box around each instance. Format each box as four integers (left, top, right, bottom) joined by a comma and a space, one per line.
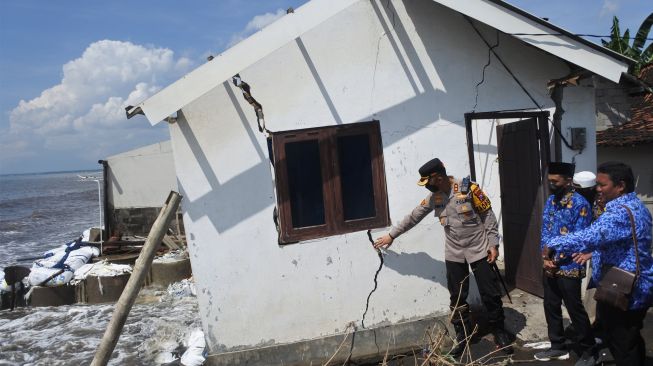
426, 184, 439, 193
549, 182, 566, 198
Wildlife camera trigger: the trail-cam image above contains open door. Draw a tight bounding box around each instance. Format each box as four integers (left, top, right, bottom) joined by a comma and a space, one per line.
466, 112, 550, 297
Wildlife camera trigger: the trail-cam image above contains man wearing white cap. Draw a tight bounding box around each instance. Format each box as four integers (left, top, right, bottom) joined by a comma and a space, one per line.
573, 171, 605, 220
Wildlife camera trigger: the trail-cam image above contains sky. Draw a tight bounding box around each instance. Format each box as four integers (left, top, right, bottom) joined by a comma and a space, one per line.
0, 0, 650, 175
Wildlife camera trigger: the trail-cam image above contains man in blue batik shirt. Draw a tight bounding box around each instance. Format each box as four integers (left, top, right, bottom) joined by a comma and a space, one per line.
547, 161, 653, 366
536, 162, 596, 366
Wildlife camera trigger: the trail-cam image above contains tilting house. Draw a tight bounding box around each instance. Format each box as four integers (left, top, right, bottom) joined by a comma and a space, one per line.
126, 0, 631, 364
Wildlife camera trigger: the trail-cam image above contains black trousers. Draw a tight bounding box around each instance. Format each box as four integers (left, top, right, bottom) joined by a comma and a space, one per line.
446, 259, 505, 329
542, 273, 595, 352
597, 301, 648, 366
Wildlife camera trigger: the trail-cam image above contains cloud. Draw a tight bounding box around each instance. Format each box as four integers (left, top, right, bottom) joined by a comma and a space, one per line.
599, 0, 620, 18
1, 40, 193, 173
228, 9, 286, 47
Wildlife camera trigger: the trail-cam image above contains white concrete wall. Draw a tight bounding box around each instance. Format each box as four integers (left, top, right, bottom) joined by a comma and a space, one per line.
106, 141, 177, 208
167, 0, 597, 352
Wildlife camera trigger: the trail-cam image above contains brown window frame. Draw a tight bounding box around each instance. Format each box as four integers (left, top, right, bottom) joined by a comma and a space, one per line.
271, 120, 390, 243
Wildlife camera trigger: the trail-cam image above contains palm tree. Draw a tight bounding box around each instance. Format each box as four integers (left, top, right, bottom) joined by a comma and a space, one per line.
602, 13, 653, 75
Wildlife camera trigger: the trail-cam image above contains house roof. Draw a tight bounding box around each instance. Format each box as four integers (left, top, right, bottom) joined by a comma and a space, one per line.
129, 0, 633, 125
597, 64, 653, 147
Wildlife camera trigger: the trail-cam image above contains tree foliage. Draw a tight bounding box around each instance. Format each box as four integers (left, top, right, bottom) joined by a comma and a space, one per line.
602, 13, 653, 75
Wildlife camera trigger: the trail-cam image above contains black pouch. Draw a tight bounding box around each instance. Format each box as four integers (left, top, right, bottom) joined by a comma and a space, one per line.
594, 265, 635, 311
593, 205, 640, 311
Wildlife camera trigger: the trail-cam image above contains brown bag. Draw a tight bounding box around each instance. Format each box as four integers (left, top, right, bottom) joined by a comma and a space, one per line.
593, 205, 640, 311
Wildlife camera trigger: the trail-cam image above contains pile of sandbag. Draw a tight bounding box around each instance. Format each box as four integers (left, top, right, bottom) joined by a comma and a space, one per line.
28, 238, 100, 286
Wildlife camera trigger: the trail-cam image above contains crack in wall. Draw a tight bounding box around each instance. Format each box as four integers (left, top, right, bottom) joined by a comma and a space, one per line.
361, 230, 384, 329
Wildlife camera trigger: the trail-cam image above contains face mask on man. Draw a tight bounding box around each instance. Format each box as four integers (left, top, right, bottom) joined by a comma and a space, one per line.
549, 182, 566, 198
425, 184, 439, 193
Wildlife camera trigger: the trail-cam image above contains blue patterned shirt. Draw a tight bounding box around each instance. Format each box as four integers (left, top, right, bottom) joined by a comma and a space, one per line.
548, 192, 653, 310
541, 190, 592, 278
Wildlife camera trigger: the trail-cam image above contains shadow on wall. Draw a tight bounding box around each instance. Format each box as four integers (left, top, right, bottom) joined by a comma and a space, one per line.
178, 0, 555, 235
383, 250, 447, 288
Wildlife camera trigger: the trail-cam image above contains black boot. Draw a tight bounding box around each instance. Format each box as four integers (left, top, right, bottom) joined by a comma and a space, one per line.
492, 327, 514, 354
449, 322, 470, 357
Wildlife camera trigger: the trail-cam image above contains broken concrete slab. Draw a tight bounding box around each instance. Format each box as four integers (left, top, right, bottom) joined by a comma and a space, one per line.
77, 274, 131, 304
29, 285, 76, 307
148, 257, 191, 288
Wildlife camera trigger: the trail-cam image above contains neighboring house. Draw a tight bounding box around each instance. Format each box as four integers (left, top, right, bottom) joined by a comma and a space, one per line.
596, 64, 653, 213
100, 141, 183, 237
126, 0, 630, 364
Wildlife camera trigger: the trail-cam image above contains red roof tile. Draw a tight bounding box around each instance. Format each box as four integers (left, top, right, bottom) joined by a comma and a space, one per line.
597, 64, 653, 147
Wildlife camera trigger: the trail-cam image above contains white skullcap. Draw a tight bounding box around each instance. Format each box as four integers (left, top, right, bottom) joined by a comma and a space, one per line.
573, 171, 596, 188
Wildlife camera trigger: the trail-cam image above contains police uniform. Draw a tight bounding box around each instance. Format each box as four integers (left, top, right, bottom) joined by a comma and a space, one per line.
387, 159, 509, 352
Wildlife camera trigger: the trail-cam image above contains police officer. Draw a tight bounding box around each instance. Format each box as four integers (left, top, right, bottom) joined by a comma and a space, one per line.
537, 162, 596, 366
374, 158, 513, 357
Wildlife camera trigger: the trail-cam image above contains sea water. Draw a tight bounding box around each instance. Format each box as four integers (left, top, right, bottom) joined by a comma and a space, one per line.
0, 171, 200, 365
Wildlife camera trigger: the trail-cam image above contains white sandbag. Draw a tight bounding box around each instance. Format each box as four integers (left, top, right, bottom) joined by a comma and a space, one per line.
0, 271, 10, 292
73, 261, 131, 281
82, 228, 91, 242
62, 246, 100, 271
180, 329, 206, 366
28, 267, 74, 286
29, 245, 100, 286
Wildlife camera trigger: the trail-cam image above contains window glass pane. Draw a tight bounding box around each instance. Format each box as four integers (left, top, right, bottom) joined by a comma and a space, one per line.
337, 134, 376, 220
285, 140, 325, 228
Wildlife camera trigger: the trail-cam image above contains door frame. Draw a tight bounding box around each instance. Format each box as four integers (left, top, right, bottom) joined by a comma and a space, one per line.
464, 111, 551, 182
464, 110, 551, 296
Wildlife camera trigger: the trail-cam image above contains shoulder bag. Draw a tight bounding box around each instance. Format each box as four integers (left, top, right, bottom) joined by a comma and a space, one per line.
593, 204, 640, 311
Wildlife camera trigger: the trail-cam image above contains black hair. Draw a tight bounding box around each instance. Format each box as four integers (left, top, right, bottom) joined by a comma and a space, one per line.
597, 161, 635, 193
575, 187, 597, 205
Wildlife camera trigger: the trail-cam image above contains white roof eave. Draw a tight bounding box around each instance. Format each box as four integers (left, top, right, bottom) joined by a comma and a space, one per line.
135, 0, 360, 125
134, 0, 631, 125
432, 0, 630, 83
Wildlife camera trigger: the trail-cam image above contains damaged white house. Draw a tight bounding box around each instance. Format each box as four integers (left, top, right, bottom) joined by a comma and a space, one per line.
126, 0, 632, 364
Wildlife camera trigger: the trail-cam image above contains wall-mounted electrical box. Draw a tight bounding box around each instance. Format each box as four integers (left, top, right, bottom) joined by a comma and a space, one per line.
570, 127, 586, 150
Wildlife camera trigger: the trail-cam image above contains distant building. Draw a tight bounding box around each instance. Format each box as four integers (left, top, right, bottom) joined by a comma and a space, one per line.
596, 63, 653, 214
127, 0, 631, 364
102, 140, 183, 237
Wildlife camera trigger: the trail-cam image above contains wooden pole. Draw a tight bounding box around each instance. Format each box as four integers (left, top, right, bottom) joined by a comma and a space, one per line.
91, 191, 182, 366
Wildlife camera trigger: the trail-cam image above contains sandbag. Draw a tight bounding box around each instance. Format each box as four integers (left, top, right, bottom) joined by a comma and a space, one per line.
28, 245, 100, 286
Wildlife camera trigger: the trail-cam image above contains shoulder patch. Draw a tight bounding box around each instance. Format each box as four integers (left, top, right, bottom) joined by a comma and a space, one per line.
470, 184, 492, 212
420, 198, 427, 206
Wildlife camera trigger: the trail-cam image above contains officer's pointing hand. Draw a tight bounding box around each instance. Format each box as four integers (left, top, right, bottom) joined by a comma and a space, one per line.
374, 234, 394, 249
487, 246, 498, 264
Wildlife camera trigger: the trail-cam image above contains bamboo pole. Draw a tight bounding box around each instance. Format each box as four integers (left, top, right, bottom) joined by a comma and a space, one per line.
91, 191, 182, 366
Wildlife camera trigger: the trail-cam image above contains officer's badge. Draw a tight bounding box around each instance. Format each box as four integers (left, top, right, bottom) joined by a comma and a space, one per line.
560, 226, 568, 235
453, 183, 459, 193
580, 207, 588, 217
434, 195, 444, 205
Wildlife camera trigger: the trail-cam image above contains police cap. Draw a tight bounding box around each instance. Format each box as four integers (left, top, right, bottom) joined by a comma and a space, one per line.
548, 162, 575, 178
417, 158, 447, 186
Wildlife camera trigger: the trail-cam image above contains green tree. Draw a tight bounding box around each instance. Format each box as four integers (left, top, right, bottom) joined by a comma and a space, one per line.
602, 13, 653, 75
